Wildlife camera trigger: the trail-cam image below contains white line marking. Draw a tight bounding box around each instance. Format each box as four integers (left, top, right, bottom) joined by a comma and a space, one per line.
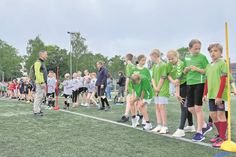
59, 109, 214, 148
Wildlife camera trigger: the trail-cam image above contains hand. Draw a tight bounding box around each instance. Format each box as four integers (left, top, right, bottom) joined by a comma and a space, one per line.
155, 88, 160, 96
101, 85, 104, 89
173, 80, 180, 86
175, 94, 184, 104
184, 67, 191, 73
215, 98, 223, 105
202, 95, 207, 102
234, 89, 236, 95
190, 65, 198, 71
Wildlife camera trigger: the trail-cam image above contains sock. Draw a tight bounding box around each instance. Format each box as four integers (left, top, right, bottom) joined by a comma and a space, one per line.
214, 122, 220, 137
64, 101, 67, 106
219, 121, 227, 140
203, 122, 207, 128
100, 98, 105, 108
146, 121, 150, 123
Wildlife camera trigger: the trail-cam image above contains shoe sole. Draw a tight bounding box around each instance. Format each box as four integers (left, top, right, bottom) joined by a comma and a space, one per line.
192, 137, 206, 142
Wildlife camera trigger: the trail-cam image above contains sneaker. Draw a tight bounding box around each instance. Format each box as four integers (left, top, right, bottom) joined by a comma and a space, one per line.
184, 125, 196, 133
105, 106, 111, 111
202, 124, 213, 136
131, 116, 140, 128
212, 138, 224, 148
34, 112, 43, 117
141, 119, 146, 126
159, 126, 169, 134
117, 116, 129, 123
143, 123, 153, 131
192, 133, 205, 142
98, 107, 105, 110
151, 125, 162, 132
172, 129, 185, 138
210, 135, 220, 143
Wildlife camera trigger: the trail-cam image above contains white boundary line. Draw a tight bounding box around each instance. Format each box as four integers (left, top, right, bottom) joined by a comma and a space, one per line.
59, 109, 214, 148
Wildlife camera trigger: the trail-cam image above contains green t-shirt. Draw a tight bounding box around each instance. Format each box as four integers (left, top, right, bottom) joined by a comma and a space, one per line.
185, 53, 209, 85
205, 59, 228, 101
152, 61, 170, 97
131, 76, 154, 99
167, 60, 187, 85
126, 63, 136, 93
131, 66, 151, 81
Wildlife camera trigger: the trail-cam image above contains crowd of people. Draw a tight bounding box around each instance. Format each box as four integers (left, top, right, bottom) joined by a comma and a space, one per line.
2, 39, 236, 149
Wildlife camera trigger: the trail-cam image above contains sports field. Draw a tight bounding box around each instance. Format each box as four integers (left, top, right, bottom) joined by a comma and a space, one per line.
0, 96, 236, 157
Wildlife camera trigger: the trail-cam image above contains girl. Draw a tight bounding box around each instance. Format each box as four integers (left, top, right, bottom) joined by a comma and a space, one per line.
86, 73, 98, 107
62, 73, 73, 109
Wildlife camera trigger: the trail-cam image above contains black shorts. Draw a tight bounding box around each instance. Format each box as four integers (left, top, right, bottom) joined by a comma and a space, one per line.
82, 87, 88, 93
78, 88, 84, 95
47, 93, 55, 98
209, 99, 225, 112
180, 82, 187, 98
187, 83, 204, 107
97, 85, 106, 97
63, 94, 72, 98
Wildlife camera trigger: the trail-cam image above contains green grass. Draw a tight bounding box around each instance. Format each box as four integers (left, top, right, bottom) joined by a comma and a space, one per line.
0, 96, 236, 157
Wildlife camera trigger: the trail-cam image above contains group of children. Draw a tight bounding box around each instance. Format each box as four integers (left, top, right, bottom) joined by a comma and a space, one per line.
117, 39, 236, 148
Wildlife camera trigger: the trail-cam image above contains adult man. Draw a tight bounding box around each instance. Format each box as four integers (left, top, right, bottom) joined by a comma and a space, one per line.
33, 50, 48, 116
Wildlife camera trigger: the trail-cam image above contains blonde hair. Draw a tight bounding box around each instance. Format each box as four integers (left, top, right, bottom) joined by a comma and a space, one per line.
77, 71, 82, 76
150, 49, 161, 57
64, 73, 70, 79
167, 50, 179, 58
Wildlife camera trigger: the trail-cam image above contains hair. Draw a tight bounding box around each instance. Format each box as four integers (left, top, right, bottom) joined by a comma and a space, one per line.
137, 54, 146, 62
77, 71, 82, 76
125, 53, 133, 61
207, 43, 223, 53
118, 71, 124, 76
167, 50, 179, 58
150, 49, 161, 57
39, 50, 47, 55
90, 72, 96, 77
64, 73, 70, 79
97, 61, 104, 66
189, 39, 201, 49
72, 72, 77, 78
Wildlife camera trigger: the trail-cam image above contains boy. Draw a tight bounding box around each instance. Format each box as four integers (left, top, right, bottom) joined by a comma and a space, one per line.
203, 43, 228, 147
150, 49, 170, 134
47, 71, 57, 108
184, 39, 211, 142
62, 73, 73, 109
130, 73, 153, 130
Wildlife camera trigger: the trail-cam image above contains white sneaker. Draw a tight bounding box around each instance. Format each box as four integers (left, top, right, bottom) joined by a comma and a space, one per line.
143, 123, 153, 131
151, 125, 162, 132
159, 126, 169, 134
142, 119, 146, 126
184, 125, 196, 133
131, 116, 140, 128
172, 129, 185, 137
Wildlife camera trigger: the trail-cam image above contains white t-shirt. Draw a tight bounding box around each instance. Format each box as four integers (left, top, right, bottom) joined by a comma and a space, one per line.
72, 79, 79, 91
62, 79, 73, 95
47, 77, 57, 93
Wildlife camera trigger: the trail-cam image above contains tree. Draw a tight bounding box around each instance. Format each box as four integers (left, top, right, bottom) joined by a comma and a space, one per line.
177, 47, 189, 60
0, 39, 23, 80
107, 55, 125, 79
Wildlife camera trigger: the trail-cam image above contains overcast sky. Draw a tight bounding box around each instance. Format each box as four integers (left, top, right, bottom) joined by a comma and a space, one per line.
0, 0, 236, 62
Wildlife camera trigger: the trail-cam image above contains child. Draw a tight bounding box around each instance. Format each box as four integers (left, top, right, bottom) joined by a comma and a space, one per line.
47, 71, 57, 108
150, 49, 170, 134
77, 71, 85, 106
86, 73, 98, 107
62, 73, 73, 109
116, 71, 126, 103
166, 50, 195, 137
203, 43, 228, 147
71, 72, 79, 107
130, 73, 153, 130
117, 53, 136, 123
184, 39, 211, 142
81, 70, 90, 106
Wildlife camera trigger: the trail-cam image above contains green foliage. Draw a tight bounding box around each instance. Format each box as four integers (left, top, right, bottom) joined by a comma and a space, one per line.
177, 47, 189, 60
0, 39, 23, 80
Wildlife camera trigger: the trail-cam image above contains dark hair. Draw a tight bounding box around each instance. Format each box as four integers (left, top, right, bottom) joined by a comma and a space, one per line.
137, 54, 146, 62
189, 39, 201, 48
208, 43, 223, 53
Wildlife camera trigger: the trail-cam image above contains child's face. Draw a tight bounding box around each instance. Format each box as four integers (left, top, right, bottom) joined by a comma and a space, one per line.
139, 58, 146, 66
167, 54, 178, 65
189, 43, 201, 55
209, 47, 222, 61
150, 55, 158, 62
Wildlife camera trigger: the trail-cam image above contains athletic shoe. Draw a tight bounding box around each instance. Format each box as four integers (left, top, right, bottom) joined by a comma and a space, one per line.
184, 125, 196, 133
192, 133, 205, 142
131, 116, 140, 128
117, 116, 129, 123
210, 135, 220, 143
105, 106, 111, 111
151, 125, 162, 132
141, 119, 146, 126
159, 126, 169, 134
212, 139, 224, 148
172, 129, 185, 138
202, 124, 213, 136
143, 123, 153, 131
34, 112, 43, 117
98, 107, 105, 110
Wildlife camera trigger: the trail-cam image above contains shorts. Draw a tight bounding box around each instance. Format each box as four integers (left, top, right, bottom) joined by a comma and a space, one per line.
63, 94, 72, 99
97, 85, 106, 97
209, 99, 225, 112
154, 96, 168, 105
47, 93, 55, 98
143, 99, 152, 105
82, 87, 88, 93
180, 82, 187, 98
187, 83, 204, 107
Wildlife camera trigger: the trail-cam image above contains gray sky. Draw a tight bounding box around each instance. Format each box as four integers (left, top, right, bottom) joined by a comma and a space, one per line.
1, 0, 236, 62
